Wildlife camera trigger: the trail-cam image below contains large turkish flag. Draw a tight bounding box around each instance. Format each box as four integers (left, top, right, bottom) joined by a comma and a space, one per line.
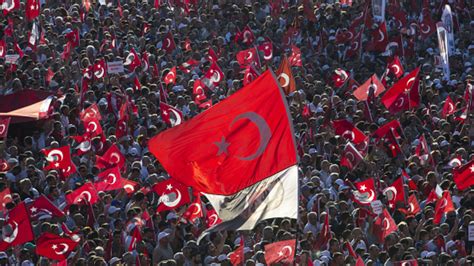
149, 71, 296, 196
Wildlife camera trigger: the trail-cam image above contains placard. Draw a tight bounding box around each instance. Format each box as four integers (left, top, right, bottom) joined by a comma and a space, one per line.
468, 224, 474, 241
5, 54, 19, 64
370, 200, 383, 215
107, 61, 124, 74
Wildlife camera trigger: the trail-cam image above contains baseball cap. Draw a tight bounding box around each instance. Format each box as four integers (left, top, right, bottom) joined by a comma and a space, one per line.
158, 231, 170, 241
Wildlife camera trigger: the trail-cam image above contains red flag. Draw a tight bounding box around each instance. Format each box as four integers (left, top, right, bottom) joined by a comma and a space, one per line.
370, 22, 389, 51
419, 8, 436, 39
0, 159, 9, 172
356, 256, 365, 266
353, 74, 385, 101
381, 67, 421, 113
178, 59, 199, 74
36, 232, 79, 261
148, 71, 296, 195
115, 118, 128, 140
332, 68, 349, 88
128, 226, 142, 251
207, 47, 219, 62
94, 167, 123, 192
345, 31, 362, 59
314, 214, 331, 250
243, 66, 259, 86
25, 0, 40, 21
65, 29, 80, 48
183, 38, 192, 51
162, 31, 176, 54
264, 239, 296, 265
0, 188, 12, 212
42, 146, 76, 176
345, 241, 357, 259
415, 134, 431, 166
0, 202, 34, 251
205, 208, 222, 228
2, 0, 20, 15
240, 25, 255, 45
95, 144, 125, 170
153, 179, 190, 212
61, 42, 71, 60
352, 179, 377, 205
0, 39, 6, 58
341, 142, 364, 170
80, 104, 102, 121
193, 79, 207, 103
453, 160, 474, 191
229, 237, 245, 265
163, 66, 177, 85
302, 0, 316, 21
202, 62, 224, 88
257, 41, 273, 61
82, 116, 103, 137
236, 47, 258, 67
433, 191, 455, 224
332, 119, 367, 144
388, 56, 404, 78
373, 120, 402, 139
276, 56, 296, 95
124, 48, 141, 71
182, 197, 203, 223
441, 96, 456, 118
198, 100, 213, 110
123, 179, 138, 195
27, 195, 65, 221
93, 59, 106, 79
160, 102, 183, 127
373, 208, 397, 241
0, 117, 11, 138
399, 194, 421, 216
383, 177, 405, 209
394, 259, 418, 266
14, 42, 24, 58
288, 45, 302, 67
65, 182, 99, 205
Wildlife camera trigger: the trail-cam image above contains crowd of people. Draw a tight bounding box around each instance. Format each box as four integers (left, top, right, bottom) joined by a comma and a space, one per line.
1, 0, 474, 265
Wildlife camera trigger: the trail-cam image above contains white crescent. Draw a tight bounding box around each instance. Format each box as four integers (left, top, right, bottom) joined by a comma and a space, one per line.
0, 46, 3, 56
3, 221, 18, 243
78, 191, 92, 202
54, 243, 69, 255
195, 85, 204, 95
0, 125, 5, 135
211, 70, 221, 83
124, 53, 134, 65
160, 188, 182, 208
170, 109, 182, 126
342, 130, 355, 141
367, 84, 378, 95
407, 77, 416, 88
278, 73, 290, 87
396, 96, 405, 108
94, 66, 104, 79
353, 189, 375, 204
421, 24, 430, 34
281, 245, 293, 257
88, 121, 98, 132
110, 152, 121, 163
401, 262, 409, 266
165, 38, 171, 49
167, 70, 176, 80
263, 45, 272, 60
124, 184, 135, 192
346, 31, 354, 41
351, 40, 359, 51
229, 112, 272, 161
208, 214, 218, 226
2, 194, 11, 207
377, 29, 385, 42
408, 203, 415, 212
346, 151, 355, 163
106, 173, 117, 185
392, 65, 401, 75
246, 51, 253, 61
440, 198, 448, 209
142, 57, 149, 71
382, 218, 390, 230
447, 102, 454, 113
78, 140, 91, 152
191, 203, 201, 215
47, 150, 64, 162
63, 166, 72, 174
245, 72, 255, 82
383, 186, 397, 201
243, 31, 251, 43
2, 0, 16, 11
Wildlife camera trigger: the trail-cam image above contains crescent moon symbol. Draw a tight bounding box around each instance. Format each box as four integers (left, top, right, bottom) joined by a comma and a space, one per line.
383, 186, 397, 201
396, 96, 405, 108
377, 29, 385, 42
440, 198, 448, 209
211, 70, 221, 83
246, 51, 253, 61
106, 173, 117, 185
352, 40, 359, 51
407, 77, 416, 88
243, 31, 251, 43
281, 246, 293, 257
160, 188, 182, 208
54, 243, 69, 255
346, 31, 353, 41
278, 73, 290, 87
195, 85, 204, 95
191, 203, 201, 215
165, 38, 171, 49
110, 153, 121, 164
354, 189, 375, 203
0, 46, 4, 56
3, 222, 18, 243
47, 150, 64, 162
124, 54, 134, 65
170, 109, 182, 126
0, 125, 5, 135
447, 102, 454, 113
383, 218, 390, 230
408, 203, 415, 212
263, 45, 272, 60
208, 214, 218, 226
342, 130, 355, 141
88, 121, 98, 132
79, 141, 91, 152
346, 151, 355, 163
124, 184, 135, 192
229, 112, 272, 161
392, 65, 401, 75
421, 24, 430, 34
78, 191, 92, 203
95, 66, 104, 79
2, 0, 16, 11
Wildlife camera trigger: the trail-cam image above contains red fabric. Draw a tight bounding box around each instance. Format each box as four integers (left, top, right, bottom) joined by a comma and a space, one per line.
236, 47, 258, 67
372, 120, 402, 139
384, 177, 405, 209
381, 67, 421, 113
434, 191, 455, 224
345, 31, 362, 59
314, 214, 331, 250
65, 29, 80, 48
66, 182, 99, 205
163, 66, 177, 85
153, 179, 191, 212
0, 202, 34, 251
93, 59, 107, 79
159, 102, 183, 127
203, 62, 224, 87
82, 116, 103, 137
276, 56, 296, 95
453, 159, 474, 190
441, 96, 456, 118
388, 56, 404, 78
341, 142, 364, 170
332, 68, 349, 88
243, 66, 259, 86
36, 232, 79, 260
205, 208, 222, 228
207, 47, 219, 62
148, 71, 296, 195
370, 21, 389, 52
123, 179, 138, 195
288, 45, 302, 66
25, 0, 40, 20
94, 167, 123, 192
42, 146, 77, 178
162, 31, 176, 53
257, 41, 273, 61
80, 103, 102, 121
95, 144, 125, 170
239, 25, 255, 45
353, 74, 385, 101
332, 119, 367, 144
419, 8, 436, 39
264, 239, 296, 265
193, 79, 207, 104
126, 48, 141, 71
27, 195, 65, 221
393, 259, 418, 266
0, 117, 11, 138
0, 188, 12, 212
229, 236, 245, 265
352, 179, 377, 206
399, 194, 421, 216
182, 197, 203, 223
373, 208, 398, 242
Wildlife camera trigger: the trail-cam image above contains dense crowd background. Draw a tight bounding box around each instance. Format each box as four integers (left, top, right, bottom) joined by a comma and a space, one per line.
1, 0, 474, 265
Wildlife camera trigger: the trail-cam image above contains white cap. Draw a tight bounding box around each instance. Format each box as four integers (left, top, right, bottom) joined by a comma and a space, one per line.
158, 231, 170, 241
166, 212, 178, 220
109, 257, 121, 265
108, 206, 121, 214
421, 251, 436, 258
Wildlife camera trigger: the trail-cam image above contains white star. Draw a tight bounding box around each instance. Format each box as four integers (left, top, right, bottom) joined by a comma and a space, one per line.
163, 110, 168, 115
52, 244, 57, 250
166, 184, 173, 190
278, 251, 284, 257
470, 165, 474, 173
54, 163, 60, 167
213, 136, 230, 156
360, 185, 367, 191
389, 203, 394, 208
30, 207, 37, 213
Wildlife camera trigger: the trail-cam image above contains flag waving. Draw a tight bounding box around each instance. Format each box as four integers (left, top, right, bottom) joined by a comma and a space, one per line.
36, 232, 79, 261
0, 202, 34, 251
149, 71, 297, 236
264, 239, 296, 265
